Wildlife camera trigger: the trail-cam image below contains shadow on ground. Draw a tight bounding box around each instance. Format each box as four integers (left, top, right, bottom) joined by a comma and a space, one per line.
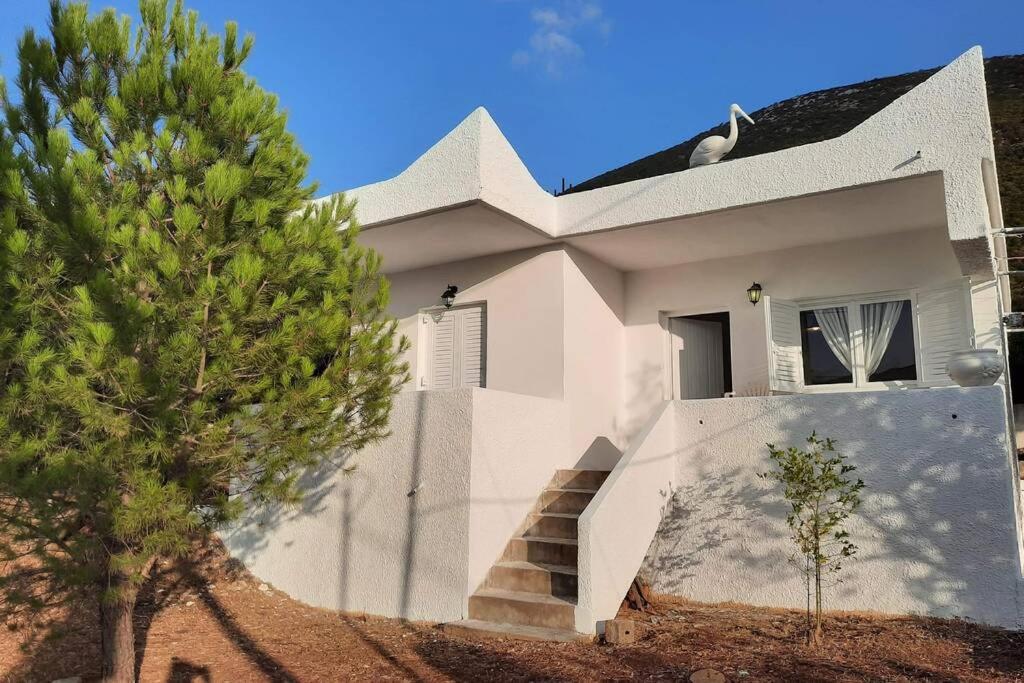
3, 541, 1024, 682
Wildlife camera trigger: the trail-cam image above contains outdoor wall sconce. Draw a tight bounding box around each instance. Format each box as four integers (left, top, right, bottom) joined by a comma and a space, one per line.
746, 282, 763, 306
441, 285, 459, 309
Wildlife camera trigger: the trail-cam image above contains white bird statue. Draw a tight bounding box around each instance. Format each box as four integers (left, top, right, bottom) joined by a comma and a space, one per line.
688, 103, 755, 168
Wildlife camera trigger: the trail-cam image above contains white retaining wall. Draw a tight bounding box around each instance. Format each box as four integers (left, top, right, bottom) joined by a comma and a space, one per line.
223, 387, 571, 622
225, 385, 1024, 630
640, 386, 1023, 629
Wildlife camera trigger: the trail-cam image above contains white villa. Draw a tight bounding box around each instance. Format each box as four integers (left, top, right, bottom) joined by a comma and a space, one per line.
225, 47, 1024, 638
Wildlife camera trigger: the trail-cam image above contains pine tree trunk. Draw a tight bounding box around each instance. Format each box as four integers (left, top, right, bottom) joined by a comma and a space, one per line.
100, 569, 138, 683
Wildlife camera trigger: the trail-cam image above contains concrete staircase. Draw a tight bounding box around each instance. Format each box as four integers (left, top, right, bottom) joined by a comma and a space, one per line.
445, 469, 610, 642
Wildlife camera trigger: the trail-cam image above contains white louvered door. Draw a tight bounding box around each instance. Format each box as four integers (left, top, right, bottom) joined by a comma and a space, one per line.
427, 305, 486, 390
670, 317, 725, 399
765, 296, 803, 393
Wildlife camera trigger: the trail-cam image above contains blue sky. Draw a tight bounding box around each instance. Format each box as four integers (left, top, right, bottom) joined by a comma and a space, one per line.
2, 1, 1023, 196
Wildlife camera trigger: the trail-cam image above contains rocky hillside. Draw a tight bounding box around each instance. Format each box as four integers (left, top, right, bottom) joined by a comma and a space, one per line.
987, 56, 1024, 229
567, 55, 1024, 231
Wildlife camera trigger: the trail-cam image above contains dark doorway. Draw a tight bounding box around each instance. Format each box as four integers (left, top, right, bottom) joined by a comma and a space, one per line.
669, 311, 733, 399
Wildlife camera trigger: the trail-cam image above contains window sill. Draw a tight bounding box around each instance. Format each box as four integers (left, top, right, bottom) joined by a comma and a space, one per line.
798, 381, 923, 394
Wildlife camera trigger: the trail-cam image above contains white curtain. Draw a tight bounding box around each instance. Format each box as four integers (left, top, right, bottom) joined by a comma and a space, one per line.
862, 301, 904, 377
813, 307, 852, 372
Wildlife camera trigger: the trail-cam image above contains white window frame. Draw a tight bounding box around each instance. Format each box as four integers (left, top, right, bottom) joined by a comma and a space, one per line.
795, 289, 922, 393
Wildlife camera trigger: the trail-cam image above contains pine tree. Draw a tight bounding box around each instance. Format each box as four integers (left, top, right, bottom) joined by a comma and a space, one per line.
0, 2, 408, 679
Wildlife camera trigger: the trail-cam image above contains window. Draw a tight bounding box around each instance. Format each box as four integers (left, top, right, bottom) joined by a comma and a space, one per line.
426, 304, 486, 389
863, 301, 916, 382
800, 308, 852, 385
798, 297, 917, 389
769, 282, 969, 394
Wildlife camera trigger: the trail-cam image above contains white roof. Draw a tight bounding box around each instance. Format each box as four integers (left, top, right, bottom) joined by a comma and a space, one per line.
329, 47, 1001, 277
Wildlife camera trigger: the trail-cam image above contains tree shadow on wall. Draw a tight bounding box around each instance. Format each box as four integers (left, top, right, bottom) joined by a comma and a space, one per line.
643, 464, 782, 589
772, 391, 1021, 629
221, 452, 344, 569
649, 389, 1023, 664
8, 391, 450, 680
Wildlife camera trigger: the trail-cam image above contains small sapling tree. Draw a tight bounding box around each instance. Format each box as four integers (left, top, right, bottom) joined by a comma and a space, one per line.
0, 1, 408, 679
760, 432, 864, 645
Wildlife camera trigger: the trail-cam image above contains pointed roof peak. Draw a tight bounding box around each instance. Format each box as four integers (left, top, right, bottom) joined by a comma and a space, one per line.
441, 106, 497, 139
470, 105, 493, 120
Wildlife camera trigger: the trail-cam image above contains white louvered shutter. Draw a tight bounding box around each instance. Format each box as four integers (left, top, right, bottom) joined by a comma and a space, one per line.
765, 296, 803, 393
427, 305, 486, 390
429, 312, 456, 389
459, 306, 485, 387
915, 280, 971, 385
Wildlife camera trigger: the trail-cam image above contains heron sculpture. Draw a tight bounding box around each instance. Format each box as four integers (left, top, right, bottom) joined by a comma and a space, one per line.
688, 103, 755, 168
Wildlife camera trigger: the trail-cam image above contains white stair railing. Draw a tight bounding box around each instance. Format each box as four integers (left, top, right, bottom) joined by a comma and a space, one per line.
574, 401, 677, 633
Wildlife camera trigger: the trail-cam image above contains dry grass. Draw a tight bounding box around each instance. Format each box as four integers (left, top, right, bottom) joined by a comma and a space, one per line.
1, 541, 1022, 682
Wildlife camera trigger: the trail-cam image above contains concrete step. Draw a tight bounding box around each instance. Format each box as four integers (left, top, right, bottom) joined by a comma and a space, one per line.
551, 469, 612, 491
502, 536, 578, 566
468, 588, 576, 630
485, 560, 578, 597
523, 512, 578, 540
539, 488, 597, 515
443, 618, 589, 643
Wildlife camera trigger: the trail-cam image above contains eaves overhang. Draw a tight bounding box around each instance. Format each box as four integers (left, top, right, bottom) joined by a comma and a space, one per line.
324, 47, 1001, 278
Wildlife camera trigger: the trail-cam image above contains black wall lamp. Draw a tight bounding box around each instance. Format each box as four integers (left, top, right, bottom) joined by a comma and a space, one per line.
441, 284, 459, 309
746, 282, 763, 306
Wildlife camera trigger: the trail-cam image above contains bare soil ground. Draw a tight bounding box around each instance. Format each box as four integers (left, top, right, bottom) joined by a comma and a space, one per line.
1, 542, 1022, 682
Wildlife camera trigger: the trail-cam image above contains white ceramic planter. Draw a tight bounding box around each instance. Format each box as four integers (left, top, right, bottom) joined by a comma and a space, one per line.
946, 349, 1004, 387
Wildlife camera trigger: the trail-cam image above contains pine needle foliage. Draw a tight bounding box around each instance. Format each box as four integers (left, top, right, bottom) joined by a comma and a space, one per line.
0, 1, 408, 674
760, 433, 864, 646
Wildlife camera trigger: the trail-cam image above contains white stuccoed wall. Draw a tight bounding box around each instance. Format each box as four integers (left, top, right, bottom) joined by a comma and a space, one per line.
388, 245, 628, 469
388, 246, 566, 401
621, 227, 973, 440
383, 227, 1003, 477
226, 384, 1024, 630
342, 48, 1005, 477
466, 389, 574, 595
562, 248, 626, 469
223, 388, 571, 622
640, 386, 1024, 629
